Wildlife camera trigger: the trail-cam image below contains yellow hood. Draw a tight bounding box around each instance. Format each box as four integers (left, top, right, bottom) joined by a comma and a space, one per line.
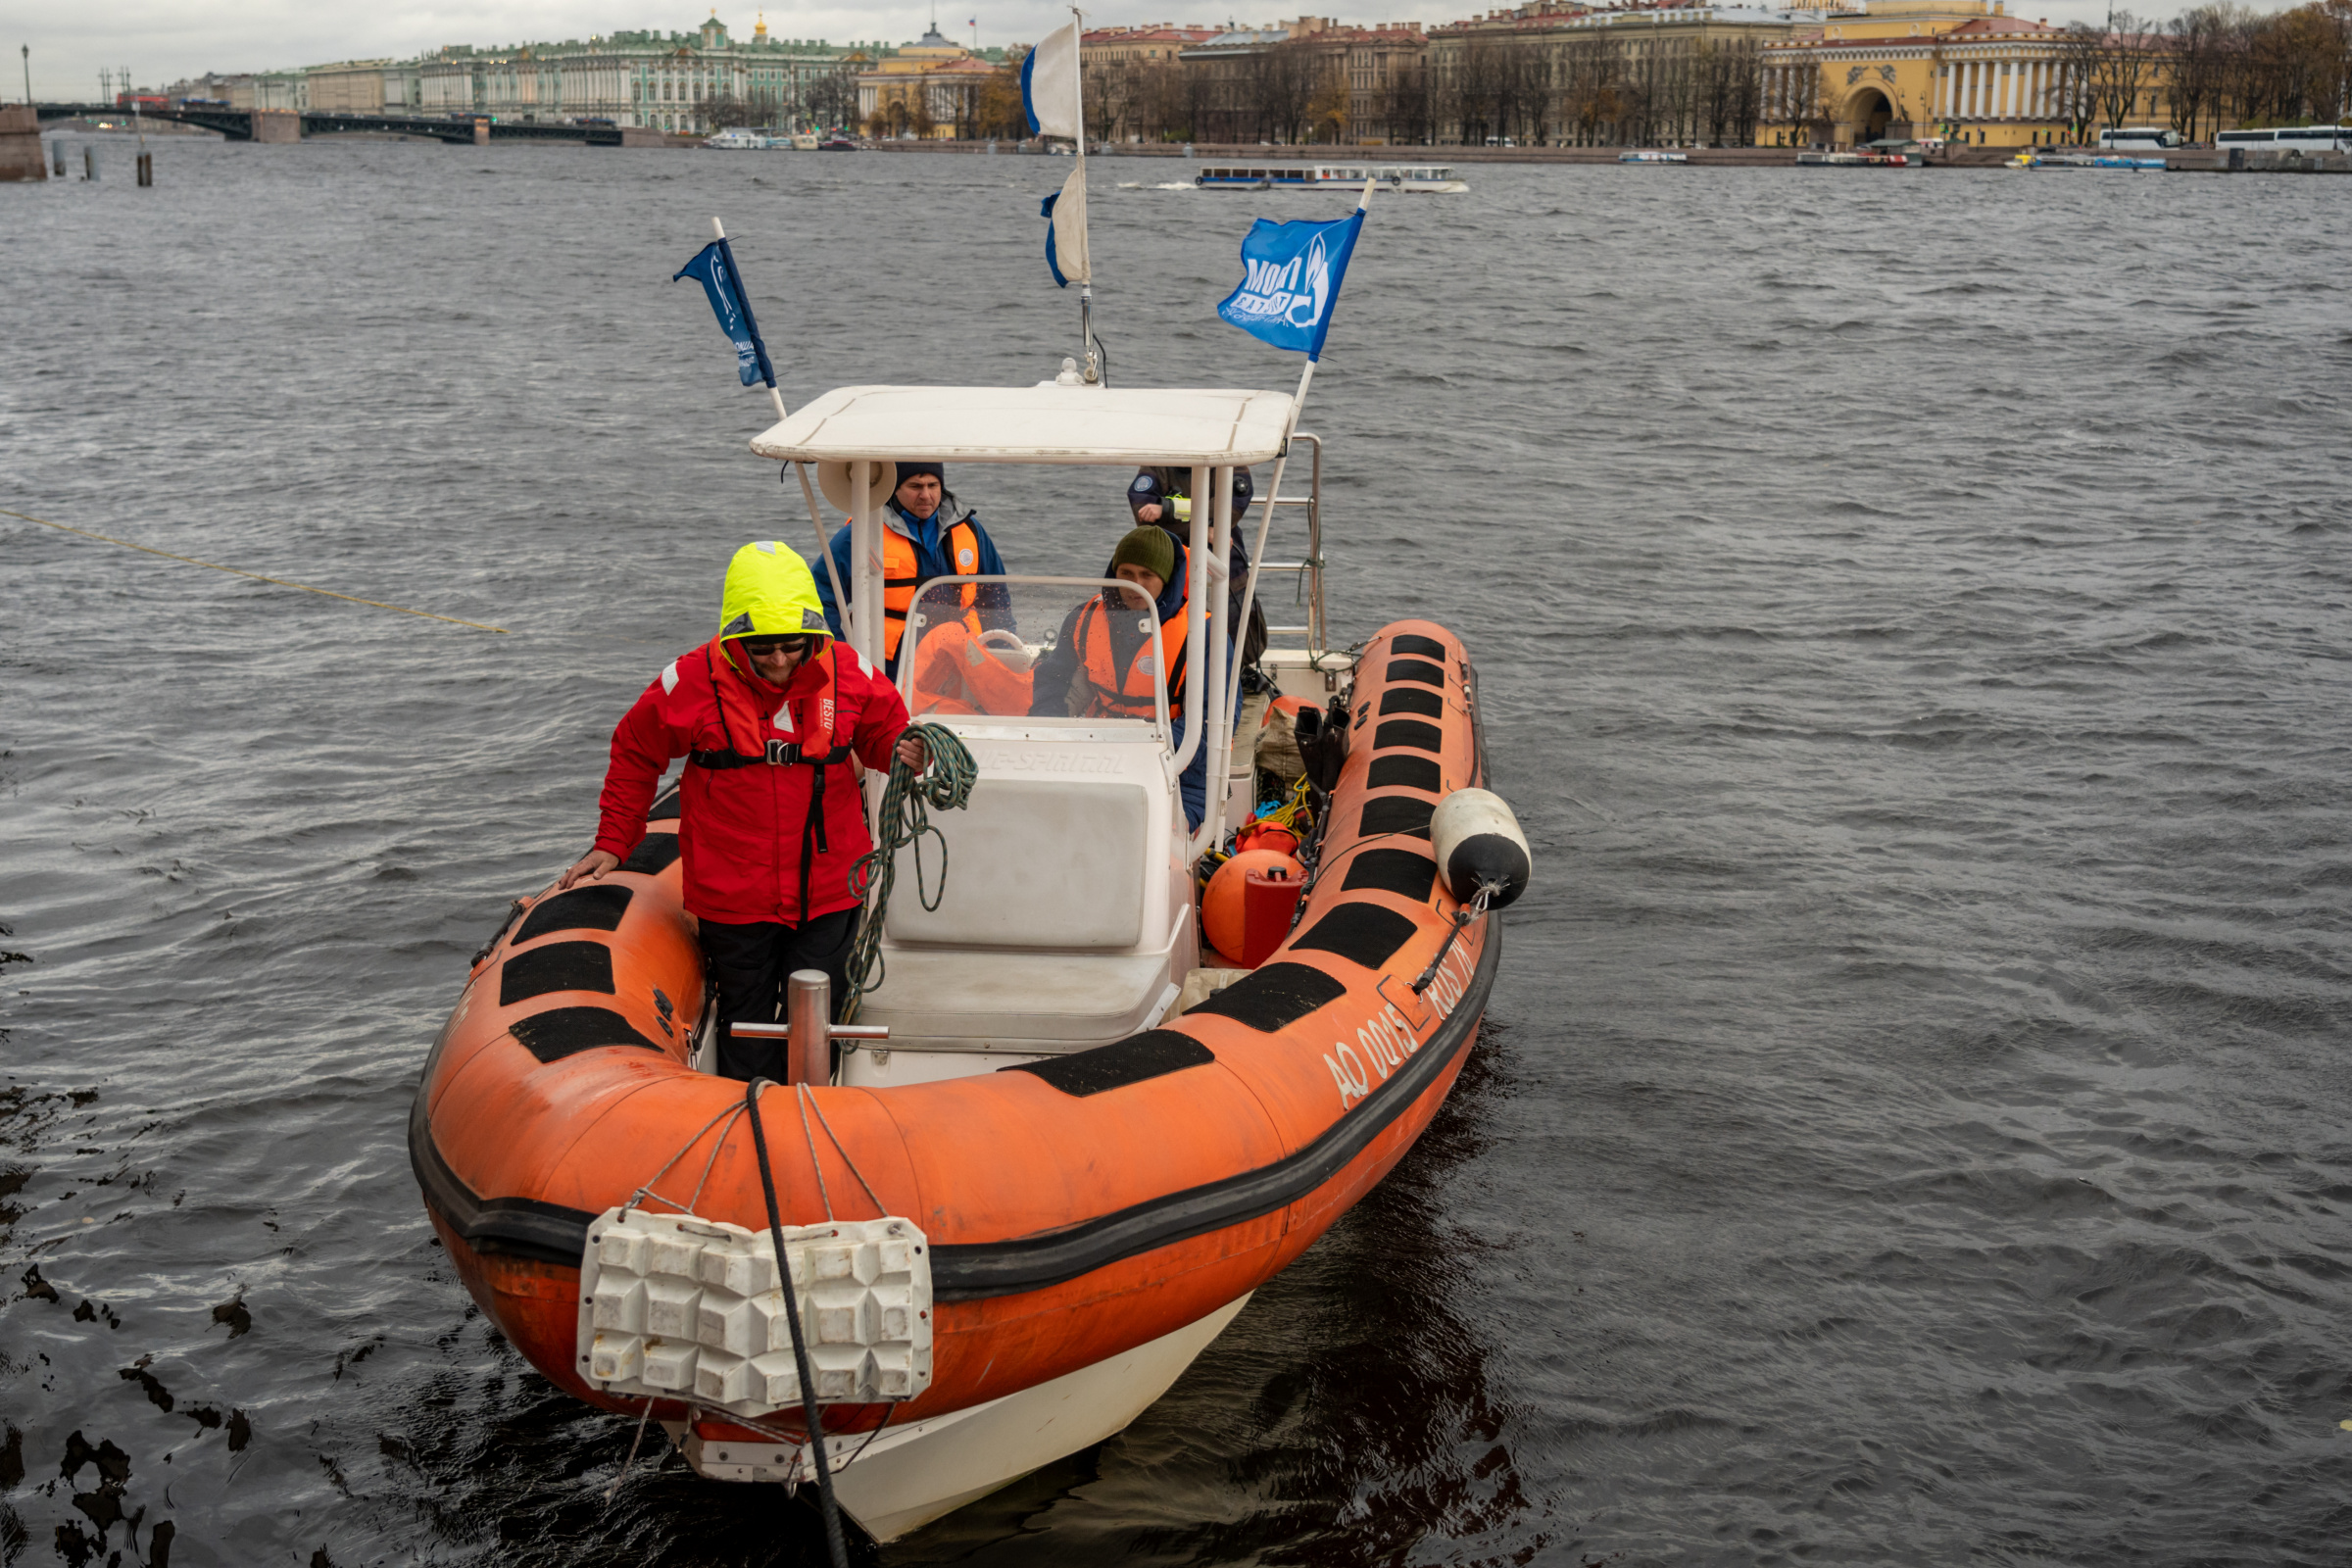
717, 541, 830, 647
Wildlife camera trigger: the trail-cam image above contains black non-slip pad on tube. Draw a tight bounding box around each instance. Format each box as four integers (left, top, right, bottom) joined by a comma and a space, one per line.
1367, 756, 1442, 792
1386, 659, 1446, 687
513, 884, 633, 946
1341, 847, 1439, 902
1360, 796, 1437, 839
1374, 718, 1445, 754
1389, 633, 1447, 660
1185, 962, 1348, 1033
508, 1005, 662, 1064
1290, 902, 1421, 970
1006, 1031, 1216, 1097
620, 834, 682, 874
1379, 687, 1444, 718
499, 941, 617, 1006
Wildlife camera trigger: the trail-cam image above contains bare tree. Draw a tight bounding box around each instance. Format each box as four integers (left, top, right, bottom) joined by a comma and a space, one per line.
1383, 57, 1435, 144
2051, 24, 2104, 142
2167, 7, 2228, 140
803, 64, 858, 134
2092, 10, 2156, 131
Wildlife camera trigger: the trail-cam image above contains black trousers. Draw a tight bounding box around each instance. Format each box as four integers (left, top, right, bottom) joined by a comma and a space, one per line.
700, 908, 859, 1084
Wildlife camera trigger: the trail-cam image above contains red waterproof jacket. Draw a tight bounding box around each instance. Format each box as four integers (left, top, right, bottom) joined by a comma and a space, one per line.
593, 636, 911, 926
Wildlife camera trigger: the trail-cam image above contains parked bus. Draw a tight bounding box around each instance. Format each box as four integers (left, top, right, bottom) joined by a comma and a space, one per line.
2216, 124, 2352, 154
2097, 126, 2183, 153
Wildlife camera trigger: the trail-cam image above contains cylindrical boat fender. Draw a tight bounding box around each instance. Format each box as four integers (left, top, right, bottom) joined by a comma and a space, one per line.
1430, 788, 1530, 910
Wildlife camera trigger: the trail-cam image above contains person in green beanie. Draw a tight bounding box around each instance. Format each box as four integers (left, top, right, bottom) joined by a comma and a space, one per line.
1029, 525, 1212, 829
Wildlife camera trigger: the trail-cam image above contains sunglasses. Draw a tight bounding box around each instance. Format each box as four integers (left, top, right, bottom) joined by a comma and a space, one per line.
737, 636, 816, 658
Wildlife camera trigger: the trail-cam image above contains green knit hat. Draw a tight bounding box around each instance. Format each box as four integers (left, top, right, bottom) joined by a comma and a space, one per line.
1110, 525, 1176, 586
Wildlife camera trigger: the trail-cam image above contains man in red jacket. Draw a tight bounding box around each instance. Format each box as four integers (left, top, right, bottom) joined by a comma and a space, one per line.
560, 541, 924, 1082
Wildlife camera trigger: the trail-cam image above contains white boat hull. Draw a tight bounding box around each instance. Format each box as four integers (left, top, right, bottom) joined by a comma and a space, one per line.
670, 1292, 1253, 1542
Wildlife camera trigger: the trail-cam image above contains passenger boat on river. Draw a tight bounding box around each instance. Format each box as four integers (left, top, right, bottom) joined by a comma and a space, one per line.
1196, 162, 1468, 192
410, 378, 1528, 1543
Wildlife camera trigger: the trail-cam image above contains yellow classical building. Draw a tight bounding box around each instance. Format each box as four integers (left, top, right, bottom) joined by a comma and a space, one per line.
858, 24, 1001, 138
1758, 0, 2110, 150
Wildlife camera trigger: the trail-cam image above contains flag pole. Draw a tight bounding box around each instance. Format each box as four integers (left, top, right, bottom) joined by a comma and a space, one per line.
1069, 5, 1099, 384
712, 216, 790, 423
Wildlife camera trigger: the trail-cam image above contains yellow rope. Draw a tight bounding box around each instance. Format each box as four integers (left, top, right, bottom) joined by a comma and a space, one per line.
1, 507, 511, 634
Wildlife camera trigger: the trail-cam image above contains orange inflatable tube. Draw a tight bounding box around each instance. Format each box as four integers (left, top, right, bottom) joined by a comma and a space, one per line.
411, 619, 1497, 1441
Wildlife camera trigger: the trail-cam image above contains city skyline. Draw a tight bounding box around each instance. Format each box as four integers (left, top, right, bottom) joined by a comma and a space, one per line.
13, 0, 2310, 100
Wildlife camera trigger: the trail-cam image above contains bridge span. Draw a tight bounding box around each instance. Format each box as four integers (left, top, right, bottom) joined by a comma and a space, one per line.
33, 104, 626, 147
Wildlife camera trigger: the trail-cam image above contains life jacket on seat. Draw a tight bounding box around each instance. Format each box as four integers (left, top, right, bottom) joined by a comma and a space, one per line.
907, 620, 1035, 717
882, 519, 982, 662
1072, 553, 1191, 720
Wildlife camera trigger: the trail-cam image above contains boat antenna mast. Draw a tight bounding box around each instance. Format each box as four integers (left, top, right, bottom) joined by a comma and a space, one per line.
1070, 4, 1101, 384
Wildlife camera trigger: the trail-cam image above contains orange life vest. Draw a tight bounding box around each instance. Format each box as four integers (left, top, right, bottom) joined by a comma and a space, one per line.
883, 519, 982, 662
1073, 554, 1191, 720
672, 634, 850, 769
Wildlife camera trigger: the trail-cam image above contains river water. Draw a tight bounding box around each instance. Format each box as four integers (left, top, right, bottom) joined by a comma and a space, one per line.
4, 136, 2348, 1567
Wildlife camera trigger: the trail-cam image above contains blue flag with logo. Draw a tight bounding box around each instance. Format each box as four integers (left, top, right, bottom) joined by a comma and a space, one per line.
672, 237, 776, 389
1215, 211, 1364, 362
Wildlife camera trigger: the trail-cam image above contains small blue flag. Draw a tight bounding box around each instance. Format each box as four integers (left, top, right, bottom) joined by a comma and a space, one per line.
672, 238, 775, 389
1215, 212, 1365, 362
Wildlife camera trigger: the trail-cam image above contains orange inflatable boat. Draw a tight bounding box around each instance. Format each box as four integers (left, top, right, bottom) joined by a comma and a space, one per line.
411, 386, 1528, 1543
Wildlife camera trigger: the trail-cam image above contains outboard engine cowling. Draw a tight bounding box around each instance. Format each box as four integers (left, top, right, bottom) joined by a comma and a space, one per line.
1430, 788, 1531, 910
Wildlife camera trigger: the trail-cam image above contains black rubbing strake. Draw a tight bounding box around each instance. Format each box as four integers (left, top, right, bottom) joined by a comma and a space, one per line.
1290, 903, 1422, 970
513, 884, 634, 946
1341, 847, 1440, 901
1379, 687, 1444, 719
1390, 633, 1447, 660
647, 785, 682, 822
1360, 796, 1437, 839
620, 834, 682, 874
1184, 962, 1349, 1034
1005, 1031, 1216, 1097
1386, 659, 1446, 687
1367, 755, 1442, 792
409, 925, 1503, 1289
508, 1005, 662, 1064
499, 941, 616, 1006
1373, 718, 1445, 754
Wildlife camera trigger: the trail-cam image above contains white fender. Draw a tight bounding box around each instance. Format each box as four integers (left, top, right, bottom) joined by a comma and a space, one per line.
1430, 788, 1531, 910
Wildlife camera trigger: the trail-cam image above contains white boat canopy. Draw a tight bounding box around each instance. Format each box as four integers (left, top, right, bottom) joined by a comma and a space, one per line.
751, 384, 1298, 467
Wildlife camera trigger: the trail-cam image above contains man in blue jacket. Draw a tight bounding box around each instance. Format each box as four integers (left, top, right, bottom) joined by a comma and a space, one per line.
815, 461, 1012, 678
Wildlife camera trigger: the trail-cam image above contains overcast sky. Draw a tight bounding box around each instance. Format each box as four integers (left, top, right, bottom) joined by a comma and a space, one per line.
10, 0, 2293, 99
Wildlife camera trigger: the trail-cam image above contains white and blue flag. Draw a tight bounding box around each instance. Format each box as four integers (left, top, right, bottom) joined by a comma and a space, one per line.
672, 237, 775, 389
1215, 211, 1364, 362
1020, 23, 1081, 139
1039, 165, 1091, 287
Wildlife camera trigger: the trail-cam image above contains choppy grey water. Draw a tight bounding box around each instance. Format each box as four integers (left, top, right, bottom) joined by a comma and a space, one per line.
4, 136, 2350, 1567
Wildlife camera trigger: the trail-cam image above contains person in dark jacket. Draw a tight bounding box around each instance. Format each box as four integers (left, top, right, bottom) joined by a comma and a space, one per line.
1126, 465, 1266, 682
1030, 526, 1214, 830
816, 461, 1013, 678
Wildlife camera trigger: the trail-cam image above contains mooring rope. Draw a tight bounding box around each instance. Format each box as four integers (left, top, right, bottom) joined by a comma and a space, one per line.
838, 720, 978, 1025
2, 507, 512, 633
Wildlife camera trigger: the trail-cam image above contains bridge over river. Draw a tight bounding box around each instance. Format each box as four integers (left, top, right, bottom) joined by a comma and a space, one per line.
33, 104, 624, 146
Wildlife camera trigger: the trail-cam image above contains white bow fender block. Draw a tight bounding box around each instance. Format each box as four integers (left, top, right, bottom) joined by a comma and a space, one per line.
576, 1207, 933, 1416
1430, 788, 1531, 910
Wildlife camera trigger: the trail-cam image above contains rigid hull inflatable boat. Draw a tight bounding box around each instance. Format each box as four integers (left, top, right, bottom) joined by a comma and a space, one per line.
410, 384, 1522, 1542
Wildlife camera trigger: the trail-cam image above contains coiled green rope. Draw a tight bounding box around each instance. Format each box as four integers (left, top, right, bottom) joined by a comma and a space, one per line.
839, 720, 978, 1024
